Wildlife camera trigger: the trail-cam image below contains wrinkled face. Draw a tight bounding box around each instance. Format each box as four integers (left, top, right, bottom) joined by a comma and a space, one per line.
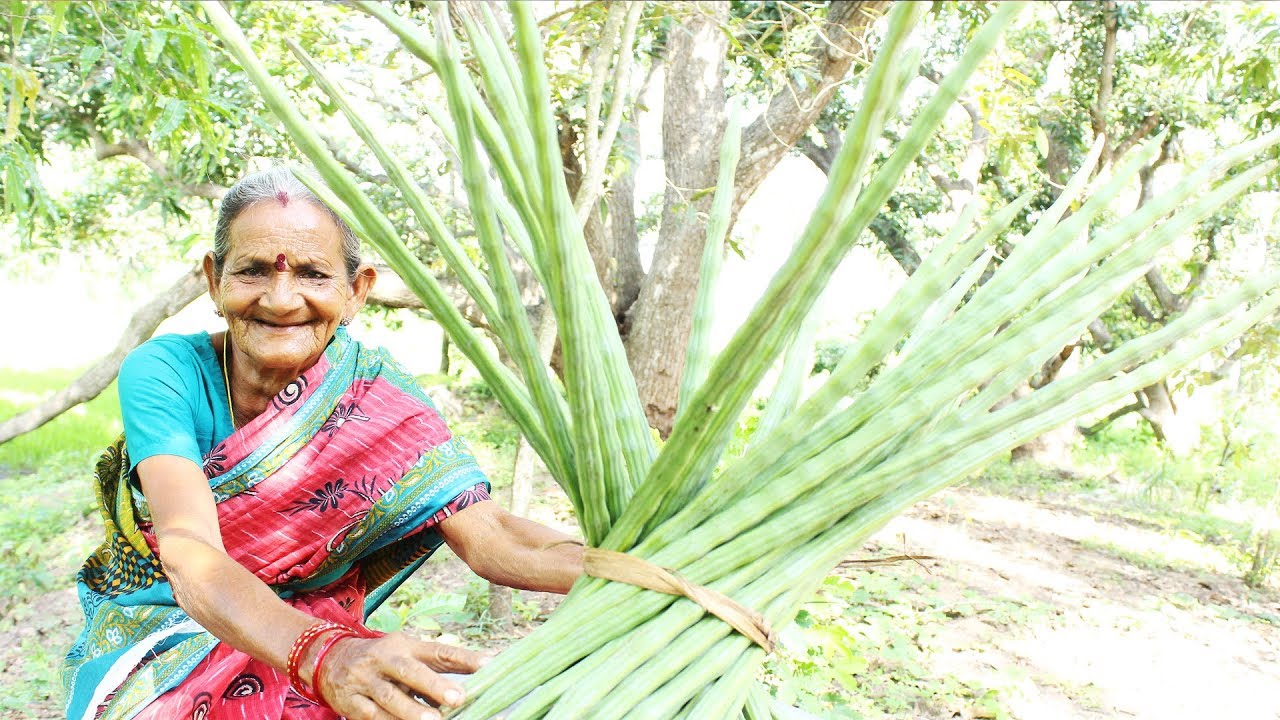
208, 201, 362, 376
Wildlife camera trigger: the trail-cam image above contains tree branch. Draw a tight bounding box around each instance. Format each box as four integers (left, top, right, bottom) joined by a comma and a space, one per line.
1111, 112, 1162, 162
1136, 133, 1181, 316
1087, 318, 1114, 349
733, 0, 889, 216
1079, 397, 1145, 437
1091, 0, 1119, 159
574, 1, 643, 225
920, 67, 989, 206
89, 130, 226, 200
0, 267, 207, 445
324, 134, 389, 184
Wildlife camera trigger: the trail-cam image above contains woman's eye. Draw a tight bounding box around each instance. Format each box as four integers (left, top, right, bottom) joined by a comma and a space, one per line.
304, 271, 330, 280
239, 267, 263, 277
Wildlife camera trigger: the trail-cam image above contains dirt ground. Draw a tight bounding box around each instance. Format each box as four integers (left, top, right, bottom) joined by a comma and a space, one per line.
869, 488, 1280, 720
6, 485, 1277, 719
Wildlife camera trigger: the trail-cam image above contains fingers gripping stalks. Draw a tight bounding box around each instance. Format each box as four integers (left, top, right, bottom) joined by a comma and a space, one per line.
316, 633, 488, 720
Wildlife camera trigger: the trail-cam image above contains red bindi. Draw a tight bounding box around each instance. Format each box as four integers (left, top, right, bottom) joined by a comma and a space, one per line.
275, 254, 287, 272
276, 190, 289, 207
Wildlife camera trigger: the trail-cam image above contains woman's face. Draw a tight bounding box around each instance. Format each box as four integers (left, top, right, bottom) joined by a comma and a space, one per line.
205, 200, 373, 377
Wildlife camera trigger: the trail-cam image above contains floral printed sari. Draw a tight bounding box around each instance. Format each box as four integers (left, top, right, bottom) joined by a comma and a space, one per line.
62, 329, 489, 720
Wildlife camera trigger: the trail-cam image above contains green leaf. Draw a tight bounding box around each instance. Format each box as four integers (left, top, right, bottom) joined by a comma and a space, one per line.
77, 45, 103, 78
8, 0, 27, 49
1034, 125, 1049, 158
149, 97, 187, 143
122, 29, 144, 60
147, 28, 168, 64
45, 1, 68, 50
5, 82, 22, 141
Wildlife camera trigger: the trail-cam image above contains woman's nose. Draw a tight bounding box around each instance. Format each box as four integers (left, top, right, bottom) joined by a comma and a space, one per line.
260, 272, 305, 311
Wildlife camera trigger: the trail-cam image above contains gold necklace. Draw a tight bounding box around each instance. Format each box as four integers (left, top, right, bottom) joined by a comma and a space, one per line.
222, 334, 237, 429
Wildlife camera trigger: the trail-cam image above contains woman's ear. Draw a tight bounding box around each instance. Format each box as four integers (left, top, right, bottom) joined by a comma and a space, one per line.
347, 264, 378, 317
202, 253, 221, 311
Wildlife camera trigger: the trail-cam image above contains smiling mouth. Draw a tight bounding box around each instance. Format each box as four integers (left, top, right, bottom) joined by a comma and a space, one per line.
252, 319, 309, 329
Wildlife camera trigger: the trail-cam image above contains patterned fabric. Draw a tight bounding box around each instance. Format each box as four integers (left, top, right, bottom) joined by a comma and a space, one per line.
62, 329, 490, 720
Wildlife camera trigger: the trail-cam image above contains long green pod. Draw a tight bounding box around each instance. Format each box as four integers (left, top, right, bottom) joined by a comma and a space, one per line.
430, 6, 579, 496
771, 133, 1107, 456
733, 140, 1280, 510
610, 284, 1280, 688
452, 7, 543, 204
685, 272, 1280, 583
782, 285, 1280, 597
510, 0, 613, 538
605, 0, 936, 552
752, 299, 822, 443
454, 541, 795, 718
197, 2, 563, 469
458, 263, 1275, 715
651, 287, 1278, 715
510, 0, 654, 524
352, 1, 546, 271
943, 158, 1279, 416
537, 545, 792, 720
643, 254, 1280, 586
956, 161, 1279, 421
463, 234, 1280, 720
973, 126, 1280, 314
897, 247, 993, 361
678, 105, 744, 421
607, 530, 840, 720
506, 1, 657, 493
283, 41, 505, 346
647, 238, 1262, 579
741, 684, 775, 720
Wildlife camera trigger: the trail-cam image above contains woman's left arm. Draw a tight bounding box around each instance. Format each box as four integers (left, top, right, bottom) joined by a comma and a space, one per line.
438, 501, 584, 594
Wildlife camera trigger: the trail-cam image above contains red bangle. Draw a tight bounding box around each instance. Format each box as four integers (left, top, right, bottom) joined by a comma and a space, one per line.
287, 620, 387, 706
309, 629, 358, 705
286, 622, 345, 702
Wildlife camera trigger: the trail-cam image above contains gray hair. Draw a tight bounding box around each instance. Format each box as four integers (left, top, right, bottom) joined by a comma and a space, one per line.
212, 166, 361, 282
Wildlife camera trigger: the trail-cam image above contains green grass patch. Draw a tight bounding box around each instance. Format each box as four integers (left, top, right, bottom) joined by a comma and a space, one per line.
0, 368, 122, 471
966, 456, 1104, 497
0, 452, 99, 613
1075, 537, 1205, 575
763, 569, 1051, 719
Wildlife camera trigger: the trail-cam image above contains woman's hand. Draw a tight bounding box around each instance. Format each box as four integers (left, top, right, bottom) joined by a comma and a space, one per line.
316, 632, 487, 720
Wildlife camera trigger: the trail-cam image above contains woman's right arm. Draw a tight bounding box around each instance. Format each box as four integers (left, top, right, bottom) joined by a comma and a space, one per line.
138, 455, 484, 720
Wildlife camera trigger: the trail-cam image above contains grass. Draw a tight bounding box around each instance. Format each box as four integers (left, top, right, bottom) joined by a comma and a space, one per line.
1075, 537, 1210, 575
0, 369, 115, 614
762, 569, 1052, 719
0, 368, 122, 471
0, 369, 113, 716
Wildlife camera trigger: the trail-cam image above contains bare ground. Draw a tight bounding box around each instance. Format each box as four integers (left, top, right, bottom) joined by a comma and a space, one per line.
865, 487, 1280, 720
5, 485, 1277, 719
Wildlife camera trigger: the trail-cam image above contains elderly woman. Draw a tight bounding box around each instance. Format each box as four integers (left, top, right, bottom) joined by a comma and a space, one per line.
63, 167, 584, 720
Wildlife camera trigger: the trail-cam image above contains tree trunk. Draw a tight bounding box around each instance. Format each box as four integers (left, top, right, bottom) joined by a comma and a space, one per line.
623, 2, 730, 437
605, 122, 645, 326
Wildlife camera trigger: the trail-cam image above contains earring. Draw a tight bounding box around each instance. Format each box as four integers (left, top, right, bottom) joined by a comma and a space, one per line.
214, 308, 224, 318
339, 318, 351, 327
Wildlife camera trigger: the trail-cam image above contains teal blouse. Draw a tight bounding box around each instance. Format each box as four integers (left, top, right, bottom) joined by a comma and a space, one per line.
117, 332, 235, 473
